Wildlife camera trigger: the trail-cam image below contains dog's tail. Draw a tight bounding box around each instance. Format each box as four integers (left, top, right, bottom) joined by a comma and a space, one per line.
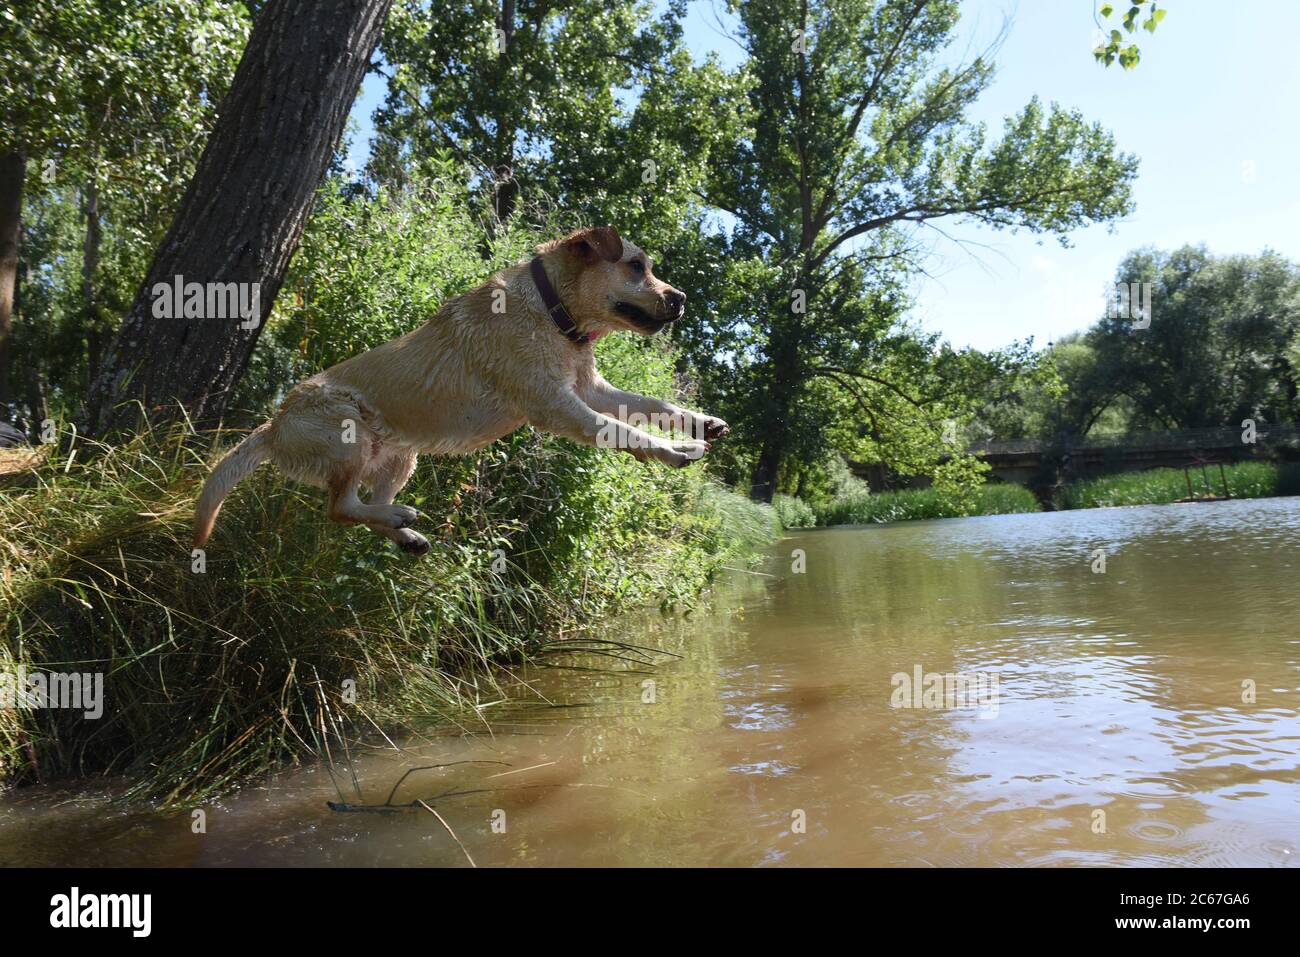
192, 423, 273, 548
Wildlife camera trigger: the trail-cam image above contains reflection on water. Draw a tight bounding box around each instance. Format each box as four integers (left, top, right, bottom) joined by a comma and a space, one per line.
2, 497, 1299, 867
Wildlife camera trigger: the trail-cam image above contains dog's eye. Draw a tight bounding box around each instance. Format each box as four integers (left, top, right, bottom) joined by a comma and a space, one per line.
628, 259, 646, 275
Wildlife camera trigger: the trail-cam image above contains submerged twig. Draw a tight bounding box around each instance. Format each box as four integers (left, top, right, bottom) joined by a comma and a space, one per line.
718, 565, 776, 578
383, 761, 510, 807
485, 761, 556, 779
418, 800, 477, 868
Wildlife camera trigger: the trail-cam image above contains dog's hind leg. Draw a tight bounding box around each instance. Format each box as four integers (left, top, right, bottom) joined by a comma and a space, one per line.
327, 468, 420, 531
363, 452, 429, 556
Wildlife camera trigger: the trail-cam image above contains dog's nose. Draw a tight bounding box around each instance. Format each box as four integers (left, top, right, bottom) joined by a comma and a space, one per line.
665, 289, 686, 320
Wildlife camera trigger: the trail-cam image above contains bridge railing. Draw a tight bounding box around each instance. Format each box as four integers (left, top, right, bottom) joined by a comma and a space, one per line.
969, 425, 1300, 456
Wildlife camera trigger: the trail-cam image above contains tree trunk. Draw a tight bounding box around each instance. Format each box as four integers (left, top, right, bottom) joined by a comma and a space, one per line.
24, 363, 47, 440
0, 150, 25, 405
491, 0, 517, 226
749, 438, 784, 503
748, 366, 795, 502
81, 179, 106, 392
84, 0, 394, 437
748, 313, 801, 502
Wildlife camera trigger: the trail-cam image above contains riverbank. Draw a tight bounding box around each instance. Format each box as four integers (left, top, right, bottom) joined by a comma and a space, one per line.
801, 461, 1300, 527
807, 484, 1040, 526
0, 423, 779, 803
1054, 460, 1300, 509
7, 496, 1297, 866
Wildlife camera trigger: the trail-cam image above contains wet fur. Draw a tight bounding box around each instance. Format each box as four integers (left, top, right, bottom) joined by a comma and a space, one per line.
192, 227, 729, 556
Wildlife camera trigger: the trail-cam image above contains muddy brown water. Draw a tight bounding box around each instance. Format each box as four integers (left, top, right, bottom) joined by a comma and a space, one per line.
2, 497, 1298, 866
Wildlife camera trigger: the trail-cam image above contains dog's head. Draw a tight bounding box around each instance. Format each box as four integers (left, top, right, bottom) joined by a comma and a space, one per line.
540, 226, 686, 337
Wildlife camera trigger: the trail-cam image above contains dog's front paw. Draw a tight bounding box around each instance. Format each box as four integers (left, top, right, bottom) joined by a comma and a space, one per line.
658, 441, 708, 468
377, 504, 420, 529
396, 530, 432, 556
701, 416, 730, 441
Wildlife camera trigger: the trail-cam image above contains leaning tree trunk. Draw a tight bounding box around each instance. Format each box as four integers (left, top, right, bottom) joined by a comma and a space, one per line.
85, 0, 394, 437
0, 150, 25, 404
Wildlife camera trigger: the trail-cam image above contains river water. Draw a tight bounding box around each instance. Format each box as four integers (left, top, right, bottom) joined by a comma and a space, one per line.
2, 497, 1298, 866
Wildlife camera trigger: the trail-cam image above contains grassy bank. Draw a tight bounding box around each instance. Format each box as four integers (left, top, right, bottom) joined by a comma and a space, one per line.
783, 460, 1300, 529
0, 419, 777, 802
811, 482, 1041, 526
1054, 460, 1300, 509
0, 178, 786, 802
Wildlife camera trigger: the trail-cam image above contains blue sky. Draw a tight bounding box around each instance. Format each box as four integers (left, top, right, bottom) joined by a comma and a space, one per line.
347, 1, 1300, 352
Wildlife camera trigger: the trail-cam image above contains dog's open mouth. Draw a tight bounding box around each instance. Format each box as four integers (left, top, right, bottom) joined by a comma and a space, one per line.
613, 300, 668, 332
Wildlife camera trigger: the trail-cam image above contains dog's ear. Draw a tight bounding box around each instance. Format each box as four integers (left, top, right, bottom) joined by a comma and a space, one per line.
564, 226, 623, 264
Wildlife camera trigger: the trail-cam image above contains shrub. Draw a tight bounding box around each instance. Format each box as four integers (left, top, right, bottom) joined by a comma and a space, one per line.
0, 409, 770, 802
772, 493, 816, 528
0, 167, 775, 801
1056, 461, 1299, 509
812, 482, 1040, 525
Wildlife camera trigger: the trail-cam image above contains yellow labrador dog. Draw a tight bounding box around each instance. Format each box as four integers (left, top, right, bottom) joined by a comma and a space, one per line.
193, 226, 729, 555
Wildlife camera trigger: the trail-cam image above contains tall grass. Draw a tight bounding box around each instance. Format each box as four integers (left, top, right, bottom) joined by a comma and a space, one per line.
772, 493, 816, 528
804, 461, 1300, 527
812, 482, 1040, 526
0, 419, 775, 802
0, 169, 782, 801
701, 484, 785, 549
1055, 460, 1300, 509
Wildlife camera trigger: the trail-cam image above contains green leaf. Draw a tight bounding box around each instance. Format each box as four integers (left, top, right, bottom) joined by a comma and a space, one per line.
1100, 3, 1114, 17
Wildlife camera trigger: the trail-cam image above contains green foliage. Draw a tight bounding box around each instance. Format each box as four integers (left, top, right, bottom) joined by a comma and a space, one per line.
1056, 461, 1300, 509
680, 0, 1137, 497
974, 333, 1121, 441
270, 160, 538, 379
697, 483, 785, 548
4, 0, 250, 427
371, 0, 742, 240
812, 481, 1040, 526
975, 247, 1300, 443
772, 493, 817, 528
0, 409, 773, 800
365, 1, 1135, 498
1089, 246, 1300, 432
1, 0, 249, 160
1094, 2, 1167, 70
1, 165, 779, 797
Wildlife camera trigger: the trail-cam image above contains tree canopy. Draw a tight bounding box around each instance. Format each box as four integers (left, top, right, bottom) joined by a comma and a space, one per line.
683, 0, 1137, 498
974, 246, 1300, 443
6, 0, 1165, 506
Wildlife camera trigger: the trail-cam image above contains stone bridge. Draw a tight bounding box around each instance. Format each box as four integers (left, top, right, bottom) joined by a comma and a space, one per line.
852, 426, 1300, 492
